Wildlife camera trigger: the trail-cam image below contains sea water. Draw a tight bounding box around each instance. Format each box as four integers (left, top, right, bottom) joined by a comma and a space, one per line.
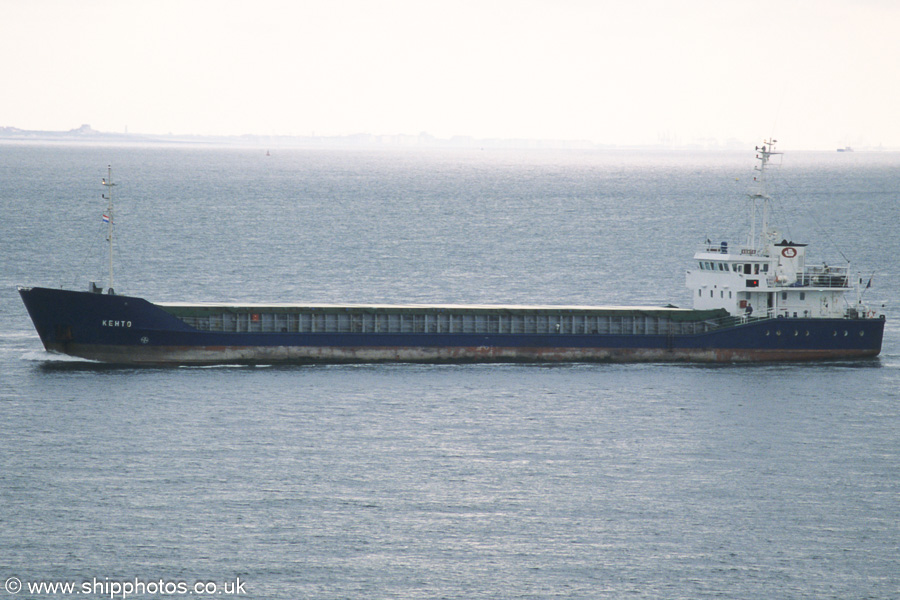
0, 142, 898, 599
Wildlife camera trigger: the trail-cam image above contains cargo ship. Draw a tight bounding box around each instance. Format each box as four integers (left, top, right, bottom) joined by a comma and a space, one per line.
18, 141, 885, 365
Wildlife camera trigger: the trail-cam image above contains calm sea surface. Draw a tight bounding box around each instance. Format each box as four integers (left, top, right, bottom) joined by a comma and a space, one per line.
1, 142, 898, 599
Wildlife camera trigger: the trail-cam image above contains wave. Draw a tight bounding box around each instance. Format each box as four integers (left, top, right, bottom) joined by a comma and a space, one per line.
20, 350, 98, 363
0, 332, 40, 340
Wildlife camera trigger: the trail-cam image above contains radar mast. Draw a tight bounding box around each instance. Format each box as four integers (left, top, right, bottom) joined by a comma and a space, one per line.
748, 139, 781, 253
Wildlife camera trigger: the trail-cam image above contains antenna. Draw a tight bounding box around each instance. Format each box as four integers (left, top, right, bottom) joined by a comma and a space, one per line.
101, 165, 116, 294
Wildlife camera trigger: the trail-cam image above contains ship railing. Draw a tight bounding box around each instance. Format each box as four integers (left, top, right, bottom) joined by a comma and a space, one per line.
775, 265, 849, 289
175, 309, 760, 337
709, 309, 779, 330
700, 242, 758, 256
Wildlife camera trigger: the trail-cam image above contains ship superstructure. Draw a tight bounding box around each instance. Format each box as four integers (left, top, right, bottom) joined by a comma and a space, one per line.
685, 140, 875, 321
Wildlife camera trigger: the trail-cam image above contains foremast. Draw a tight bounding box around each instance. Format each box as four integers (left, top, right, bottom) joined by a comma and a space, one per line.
101, 165, 116, 294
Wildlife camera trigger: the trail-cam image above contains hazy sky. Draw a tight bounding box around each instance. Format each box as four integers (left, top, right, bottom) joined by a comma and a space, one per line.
3, 0, 899, 149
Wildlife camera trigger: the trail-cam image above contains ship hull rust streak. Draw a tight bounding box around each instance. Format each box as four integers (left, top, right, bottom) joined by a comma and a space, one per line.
40, 342, 881, 365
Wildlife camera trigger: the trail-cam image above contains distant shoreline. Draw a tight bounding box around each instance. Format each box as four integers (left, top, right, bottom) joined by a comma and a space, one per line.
2, 125, 894, 152
0, 124, 748, 151
0, 124, 608, 150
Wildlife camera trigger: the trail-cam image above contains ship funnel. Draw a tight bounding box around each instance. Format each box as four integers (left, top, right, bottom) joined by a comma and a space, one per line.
774, 242, 807, 284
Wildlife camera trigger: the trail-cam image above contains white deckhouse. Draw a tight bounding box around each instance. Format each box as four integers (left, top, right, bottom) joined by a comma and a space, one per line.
685, 140, 872, 321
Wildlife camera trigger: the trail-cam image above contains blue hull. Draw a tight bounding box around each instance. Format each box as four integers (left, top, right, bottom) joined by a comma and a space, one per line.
19, 287, 885, 365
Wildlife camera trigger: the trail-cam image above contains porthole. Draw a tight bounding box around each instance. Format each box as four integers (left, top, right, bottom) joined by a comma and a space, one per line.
833, 331, 837, 337
776, 330, 782, 336
805, 331, 810, 337
794, 330, 799, 337
859, 330, 865, 337
765, 330, 771, 336
844, 330, 849, 337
